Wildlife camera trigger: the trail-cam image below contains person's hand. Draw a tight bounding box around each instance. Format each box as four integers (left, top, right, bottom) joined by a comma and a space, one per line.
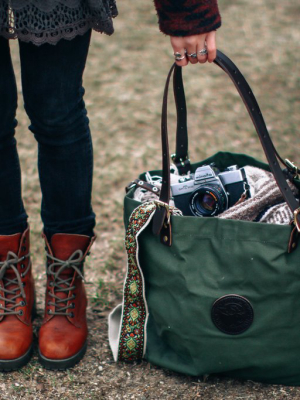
170, 31, 217, 67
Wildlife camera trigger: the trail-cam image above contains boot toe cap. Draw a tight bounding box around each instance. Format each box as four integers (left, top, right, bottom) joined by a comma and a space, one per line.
0, 320, 32, 360
39, 319, 87, 360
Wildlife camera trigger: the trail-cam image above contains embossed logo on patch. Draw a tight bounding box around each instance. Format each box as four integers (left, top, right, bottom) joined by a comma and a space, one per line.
211, 295, 254, 335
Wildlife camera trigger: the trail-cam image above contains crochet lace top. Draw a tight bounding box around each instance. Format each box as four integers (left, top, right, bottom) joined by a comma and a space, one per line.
0, 0, 118, 45
0, 0, 221, 46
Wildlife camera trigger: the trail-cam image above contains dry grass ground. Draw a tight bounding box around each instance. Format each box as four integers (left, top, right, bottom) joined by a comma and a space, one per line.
1, 0, 300, 398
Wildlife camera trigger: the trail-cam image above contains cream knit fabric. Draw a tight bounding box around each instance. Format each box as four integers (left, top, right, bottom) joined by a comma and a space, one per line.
219, 166, 297, 224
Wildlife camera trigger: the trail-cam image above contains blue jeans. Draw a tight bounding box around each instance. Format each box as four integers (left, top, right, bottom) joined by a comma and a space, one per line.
0, 30, 95, 238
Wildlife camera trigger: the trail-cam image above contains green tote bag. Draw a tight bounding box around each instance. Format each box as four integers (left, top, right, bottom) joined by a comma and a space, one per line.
109, 51, 300, 385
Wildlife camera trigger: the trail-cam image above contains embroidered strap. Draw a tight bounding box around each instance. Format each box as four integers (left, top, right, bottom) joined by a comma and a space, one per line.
117, 201, 181, 361
118, 202, 156, 361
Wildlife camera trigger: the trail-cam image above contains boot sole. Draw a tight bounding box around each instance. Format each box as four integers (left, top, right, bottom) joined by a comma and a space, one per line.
38, 341, 87, 370
0, 345, 33, 372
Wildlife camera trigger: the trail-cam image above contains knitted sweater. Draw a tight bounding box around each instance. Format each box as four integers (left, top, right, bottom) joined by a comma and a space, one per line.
154, 0, 221, 37
0, 0, 221, 46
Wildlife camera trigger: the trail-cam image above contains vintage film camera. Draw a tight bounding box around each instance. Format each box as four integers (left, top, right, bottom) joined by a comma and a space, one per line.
171, 164, 251, 217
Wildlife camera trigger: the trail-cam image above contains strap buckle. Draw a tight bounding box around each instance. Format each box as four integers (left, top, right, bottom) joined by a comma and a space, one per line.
294, 208, 300, 233
154, 200, 175, 225
171, 153, 190, 167
285, 159, 300, 179
171, 153, 191, 175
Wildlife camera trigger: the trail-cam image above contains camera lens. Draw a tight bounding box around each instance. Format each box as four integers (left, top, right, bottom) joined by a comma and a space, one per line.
189, 185, 227, 217
201, 193, 217, 212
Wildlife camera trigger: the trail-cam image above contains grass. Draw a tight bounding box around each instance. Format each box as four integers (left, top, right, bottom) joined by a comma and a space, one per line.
1, 0, 300, 398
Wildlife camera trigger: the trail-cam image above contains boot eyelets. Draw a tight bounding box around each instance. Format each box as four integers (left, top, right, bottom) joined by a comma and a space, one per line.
22, 282, 26, 287
69, 312, 74, 318
21, 246, 26, 252
21, 264, 25, 269
19, 310, 23, 316
47, 309, 52, 315
20, 301, 26, 306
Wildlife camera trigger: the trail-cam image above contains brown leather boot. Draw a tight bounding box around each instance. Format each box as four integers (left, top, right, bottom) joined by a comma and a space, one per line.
39, 232, 95, 370
0, 227, 35, 371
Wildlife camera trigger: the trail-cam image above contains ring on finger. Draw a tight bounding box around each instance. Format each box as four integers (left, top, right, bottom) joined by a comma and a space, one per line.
198, 48, 208, 56
187, 52, 198, 59
174, 52, 186, 61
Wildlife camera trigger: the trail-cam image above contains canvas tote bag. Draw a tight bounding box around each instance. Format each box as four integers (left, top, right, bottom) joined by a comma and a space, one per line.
109, 51, 300, 385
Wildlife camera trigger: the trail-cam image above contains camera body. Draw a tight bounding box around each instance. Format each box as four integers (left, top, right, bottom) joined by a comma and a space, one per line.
171, 164, 250, 217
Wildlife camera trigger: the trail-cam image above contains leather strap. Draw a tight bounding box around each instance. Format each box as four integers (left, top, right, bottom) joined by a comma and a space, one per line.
172, 67, 191, 174
288, 224, 299, 253
152, 64, 175, 236
126, 179, 160, 196
153, 50, 300, 236
173, 53, 289, 172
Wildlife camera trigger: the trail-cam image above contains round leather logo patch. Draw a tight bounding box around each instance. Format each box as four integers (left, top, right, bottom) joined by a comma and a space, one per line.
211, 295, 254, 335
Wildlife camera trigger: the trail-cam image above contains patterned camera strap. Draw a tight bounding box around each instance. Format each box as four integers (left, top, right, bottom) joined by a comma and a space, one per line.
117, 201, 182, 361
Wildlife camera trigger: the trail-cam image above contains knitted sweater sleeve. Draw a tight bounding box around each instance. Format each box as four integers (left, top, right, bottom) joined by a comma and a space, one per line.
153, 0, 221, 37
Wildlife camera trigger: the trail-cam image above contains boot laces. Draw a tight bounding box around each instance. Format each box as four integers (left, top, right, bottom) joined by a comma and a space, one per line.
46, 250, 85, 317
0, 251, 30, 316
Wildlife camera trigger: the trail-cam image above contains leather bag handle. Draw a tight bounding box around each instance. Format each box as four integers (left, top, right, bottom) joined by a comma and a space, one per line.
152, 50, 300, 238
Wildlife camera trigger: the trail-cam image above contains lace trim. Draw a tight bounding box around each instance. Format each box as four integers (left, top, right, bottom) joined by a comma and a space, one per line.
2, 0, 118, 13
0, 0, 118, 45
0, 18, 115, 45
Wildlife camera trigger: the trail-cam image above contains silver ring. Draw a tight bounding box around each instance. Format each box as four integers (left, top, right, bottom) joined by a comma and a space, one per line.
198, 48, 208, 56
174, 52, 185, 61
187, 52, 198, 59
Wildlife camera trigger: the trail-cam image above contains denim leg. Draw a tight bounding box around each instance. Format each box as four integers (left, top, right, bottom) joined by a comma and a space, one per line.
0, 37, 28, 235
19, 30, 95, 239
